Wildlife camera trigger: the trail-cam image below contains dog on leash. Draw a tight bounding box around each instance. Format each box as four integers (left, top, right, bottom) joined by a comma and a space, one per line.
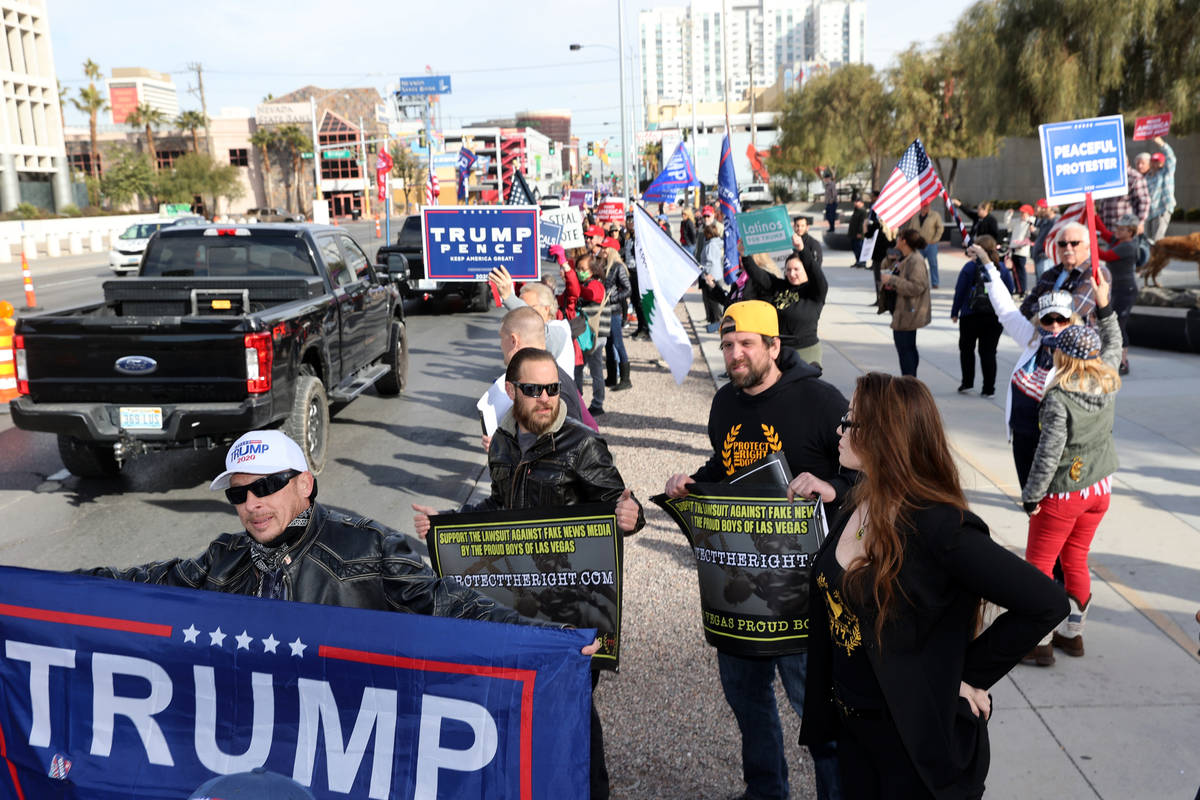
1138, 232, 1200, 287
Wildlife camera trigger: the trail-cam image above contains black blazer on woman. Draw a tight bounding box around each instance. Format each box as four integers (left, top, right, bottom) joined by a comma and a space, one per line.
800, 503, 1067, 799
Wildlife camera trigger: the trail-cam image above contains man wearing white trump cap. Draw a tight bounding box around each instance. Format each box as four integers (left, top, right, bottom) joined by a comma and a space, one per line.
82, 430, 598, 655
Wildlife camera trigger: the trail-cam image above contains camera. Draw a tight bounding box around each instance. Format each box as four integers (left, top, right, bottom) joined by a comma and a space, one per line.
995, 229, 1013, 260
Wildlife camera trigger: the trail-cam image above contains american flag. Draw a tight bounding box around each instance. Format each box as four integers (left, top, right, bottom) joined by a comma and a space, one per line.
1044, 202, 1086, 264
872, 139, 943, 229
424, 171, 440, 206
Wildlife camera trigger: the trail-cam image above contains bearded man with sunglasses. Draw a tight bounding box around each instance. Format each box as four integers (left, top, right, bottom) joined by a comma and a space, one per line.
414, 346, 643, 800
77, 429, 600, 642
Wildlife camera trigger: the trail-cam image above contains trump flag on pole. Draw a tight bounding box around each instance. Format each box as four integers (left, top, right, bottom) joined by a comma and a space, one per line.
633, 203, 700, 383
642, 142, 699, 203
717, 134, 742, 284
0, 565, 592, 799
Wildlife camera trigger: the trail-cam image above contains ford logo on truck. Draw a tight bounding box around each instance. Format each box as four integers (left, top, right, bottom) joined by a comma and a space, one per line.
114, 355, 158, 375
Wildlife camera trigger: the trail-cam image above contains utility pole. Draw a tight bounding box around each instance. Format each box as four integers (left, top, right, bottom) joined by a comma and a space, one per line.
186, 63, 214, 159
747, 42, 757, 149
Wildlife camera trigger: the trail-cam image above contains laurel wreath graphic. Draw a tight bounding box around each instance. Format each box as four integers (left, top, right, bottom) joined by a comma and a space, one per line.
721, 424, 742, 474
762, 424, 782, 452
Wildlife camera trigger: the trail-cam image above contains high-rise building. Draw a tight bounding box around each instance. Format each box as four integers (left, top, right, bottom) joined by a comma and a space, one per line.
637, 0, 865, 109
0, 0, 71, 212
107, 67, 179, 124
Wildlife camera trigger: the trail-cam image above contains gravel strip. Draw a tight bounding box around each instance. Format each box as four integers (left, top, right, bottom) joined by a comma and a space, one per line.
587, 294, 817, 800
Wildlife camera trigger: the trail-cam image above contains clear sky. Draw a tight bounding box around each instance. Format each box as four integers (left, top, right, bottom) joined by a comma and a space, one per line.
51, 0, 972, 140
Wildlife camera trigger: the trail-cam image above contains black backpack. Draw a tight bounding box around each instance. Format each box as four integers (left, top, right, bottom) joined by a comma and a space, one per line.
967, 263, 994, 314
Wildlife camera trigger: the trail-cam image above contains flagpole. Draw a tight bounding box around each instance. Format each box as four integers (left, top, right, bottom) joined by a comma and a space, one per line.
617, 0, 629, 202
721, 0, 731, 136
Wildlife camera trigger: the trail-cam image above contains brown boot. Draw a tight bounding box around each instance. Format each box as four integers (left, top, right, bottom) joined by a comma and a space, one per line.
1022, 632, 1055, 666
1052, 595, 1089, 657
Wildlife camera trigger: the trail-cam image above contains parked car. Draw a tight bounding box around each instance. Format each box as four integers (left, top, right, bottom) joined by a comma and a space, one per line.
375, 214, 492, 312
739, 183, 772, 206
246, 207, 307, 223
12, 224, 409, 478
108, 217, 203, 275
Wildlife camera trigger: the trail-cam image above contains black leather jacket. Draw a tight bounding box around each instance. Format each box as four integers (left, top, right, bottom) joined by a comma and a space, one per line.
80, 502, 530, 624
468, 401, 645, 532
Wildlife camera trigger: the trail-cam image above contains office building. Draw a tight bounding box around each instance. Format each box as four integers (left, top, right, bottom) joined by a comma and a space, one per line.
0, 0, 72, 212
107, 67, 179, 124
638, 0, 865, 109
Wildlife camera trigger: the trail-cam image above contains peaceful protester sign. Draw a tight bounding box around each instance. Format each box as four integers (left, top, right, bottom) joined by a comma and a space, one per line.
427, 503, 624, 670
0, 565, 593, 799
653, 485, 828, 657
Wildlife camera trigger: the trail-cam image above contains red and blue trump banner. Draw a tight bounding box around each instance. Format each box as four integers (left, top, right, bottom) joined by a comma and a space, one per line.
0, 566, 592, 799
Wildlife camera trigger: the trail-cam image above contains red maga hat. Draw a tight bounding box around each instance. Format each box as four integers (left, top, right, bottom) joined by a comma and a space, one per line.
1151, 153, 1166, 164
1035, 198, 1049, 209
701, 205, 716, 216
584, 224, 605, 238
601, 236, 621, 251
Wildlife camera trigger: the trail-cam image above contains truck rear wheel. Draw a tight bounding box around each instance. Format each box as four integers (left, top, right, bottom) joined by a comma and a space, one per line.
283, 375, 329, 474
56, 435, 121, 479
375, 320, 408, 396
468, 283, 491, 312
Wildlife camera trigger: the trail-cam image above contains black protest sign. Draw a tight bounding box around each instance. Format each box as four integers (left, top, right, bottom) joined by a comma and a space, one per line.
427, 502, 623, 670
653, 484, 828, 657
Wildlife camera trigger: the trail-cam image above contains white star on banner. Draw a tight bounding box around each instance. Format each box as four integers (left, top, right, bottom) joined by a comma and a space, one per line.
261, 634, 280, 654
289, 637, 307, 657
208, 627, 226, 647
235, 631, 253, 650
182, 625, 200, 644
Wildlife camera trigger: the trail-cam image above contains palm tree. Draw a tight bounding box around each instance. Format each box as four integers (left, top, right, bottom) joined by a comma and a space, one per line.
69, 59, 107, 180
125, 102, 168, 170
250, 127, 280, 207
276, 124, 311, 213
176, 110, 207, 153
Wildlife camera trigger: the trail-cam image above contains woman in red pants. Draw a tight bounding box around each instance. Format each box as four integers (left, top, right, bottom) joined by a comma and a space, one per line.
1020, 271, 1121, 665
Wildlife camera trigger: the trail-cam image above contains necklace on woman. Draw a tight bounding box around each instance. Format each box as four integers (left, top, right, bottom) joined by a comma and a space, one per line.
855, 512, 868, 540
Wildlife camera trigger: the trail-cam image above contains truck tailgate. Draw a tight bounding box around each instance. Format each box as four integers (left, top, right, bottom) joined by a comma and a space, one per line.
21, 317, 250, 404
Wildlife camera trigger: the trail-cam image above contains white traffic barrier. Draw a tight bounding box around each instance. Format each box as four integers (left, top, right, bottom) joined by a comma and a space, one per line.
68, 232, 83, 254
45, 233, 61, 258
0, 238, 10, 263
21, 236, 37, 259
89, 231, 103, 252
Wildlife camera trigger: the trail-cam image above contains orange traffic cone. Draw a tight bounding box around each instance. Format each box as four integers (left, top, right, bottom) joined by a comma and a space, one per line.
0, 301, 17, 405
20, 251, 37, 310
375, 216, 382, 238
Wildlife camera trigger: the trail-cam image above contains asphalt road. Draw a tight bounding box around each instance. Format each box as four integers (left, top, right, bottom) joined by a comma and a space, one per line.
0, 218, 500, 573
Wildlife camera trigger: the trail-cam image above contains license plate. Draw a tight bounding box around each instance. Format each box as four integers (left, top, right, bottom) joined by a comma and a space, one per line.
416, 279, 439, 290
119, 407, 163, 430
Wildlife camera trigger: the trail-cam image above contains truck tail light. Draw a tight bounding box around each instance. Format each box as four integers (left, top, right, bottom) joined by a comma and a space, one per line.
13, 334, 28, 395
244, 332, 273, 394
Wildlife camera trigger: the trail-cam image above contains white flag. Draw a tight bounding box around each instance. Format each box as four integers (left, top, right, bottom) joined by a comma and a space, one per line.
633, 204, 700, 384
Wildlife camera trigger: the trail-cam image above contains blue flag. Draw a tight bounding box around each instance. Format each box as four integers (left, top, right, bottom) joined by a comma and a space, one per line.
642, 142, 699, 203
0, 565, 592, 799
717, 134, 742, 284
456, 147, 476, 202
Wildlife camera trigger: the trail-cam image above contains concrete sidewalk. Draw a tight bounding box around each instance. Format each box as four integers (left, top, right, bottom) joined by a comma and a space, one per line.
683, 243, 1200, 799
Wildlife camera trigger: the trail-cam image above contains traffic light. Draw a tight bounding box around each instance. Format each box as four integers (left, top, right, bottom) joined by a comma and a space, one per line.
367, 142, 376, 155
584, 170, 591, 181
549, 141, 556, 155
587, 142, 594, 157
418, 130, 427, 149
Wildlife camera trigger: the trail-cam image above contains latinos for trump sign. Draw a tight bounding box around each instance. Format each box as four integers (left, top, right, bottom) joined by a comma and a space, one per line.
735, 205, 793, 255
653, 486, 828, 657
427, 504, 623, 671
1038, 115, 1129, 205
0, 566, 592, 799
423, 207, 540, 282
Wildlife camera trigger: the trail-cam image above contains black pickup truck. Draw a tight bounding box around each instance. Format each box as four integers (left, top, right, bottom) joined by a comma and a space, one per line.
10, 224, 410, 478
376, 214, 492, 311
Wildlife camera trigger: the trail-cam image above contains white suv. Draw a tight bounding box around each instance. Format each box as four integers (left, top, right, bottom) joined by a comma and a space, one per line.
740, 183, 772, 206
108, 217, 205, 275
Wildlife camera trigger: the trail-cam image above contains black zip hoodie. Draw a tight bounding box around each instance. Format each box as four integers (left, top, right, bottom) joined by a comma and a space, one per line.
692, 348, 852, 508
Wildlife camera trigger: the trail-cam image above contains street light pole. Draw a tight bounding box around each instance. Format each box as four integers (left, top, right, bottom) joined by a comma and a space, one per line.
310, 97, 322, 206
616, 0, 629, 202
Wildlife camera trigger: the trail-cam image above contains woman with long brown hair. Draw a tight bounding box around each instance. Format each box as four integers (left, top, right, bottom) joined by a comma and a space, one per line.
801, 372, 1067, 799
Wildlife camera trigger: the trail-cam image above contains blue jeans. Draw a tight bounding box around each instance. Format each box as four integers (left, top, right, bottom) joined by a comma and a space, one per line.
1034, 257, 1050, 280
893, 329, 919, 376
605, 310, 627, 366
717, 651, 842, 800
922, 242, 939, 287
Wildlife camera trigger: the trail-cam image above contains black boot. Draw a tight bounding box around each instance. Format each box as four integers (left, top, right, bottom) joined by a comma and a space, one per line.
614, 362, 632, 391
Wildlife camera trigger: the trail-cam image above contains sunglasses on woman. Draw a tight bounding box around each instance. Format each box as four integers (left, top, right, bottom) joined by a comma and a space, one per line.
512, 381, 560, 398
225, 470, 300, 505
1040, 314, 1070, 326
838, 413, 859, 432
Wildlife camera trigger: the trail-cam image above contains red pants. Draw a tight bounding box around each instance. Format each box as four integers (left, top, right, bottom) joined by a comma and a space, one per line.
1026, 486, 1111, 602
